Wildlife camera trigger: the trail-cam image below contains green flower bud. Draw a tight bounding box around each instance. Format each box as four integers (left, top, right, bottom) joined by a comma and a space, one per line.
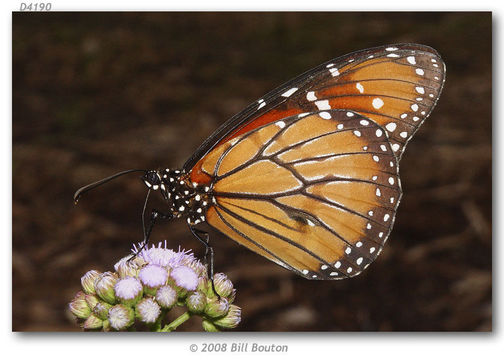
81, 270, 101, 294
85, 294, 99, 310
93, 301, 112, 320
135, 297, 161, 324
83, 313, 103, 330
202, 319, 219, 332
108, 304, 135, 330
114, 256, 144, 278
213, 304, 241, 329
186, 292, 207, 314
205, 297, 229, 319
197, 277, 209, 294
68, 291, 91, 319
155, 285, 177, 309
94, 272, 118, 304
101, 319, 111, 332
213, 273, 235, 300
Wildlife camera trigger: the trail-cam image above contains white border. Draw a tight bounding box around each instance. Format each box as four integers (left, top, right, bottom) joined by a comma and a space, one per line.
4, 1, 499, 359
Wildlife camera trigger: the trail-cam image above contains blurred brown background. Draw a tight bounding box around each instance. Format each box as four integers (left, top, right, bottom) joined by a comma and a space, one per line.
12, 12, 491, 331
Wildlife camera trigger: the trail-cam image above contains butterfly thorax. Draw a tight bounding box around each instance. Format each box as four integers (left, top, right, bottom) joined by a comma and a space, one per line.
142, 168, 210, 225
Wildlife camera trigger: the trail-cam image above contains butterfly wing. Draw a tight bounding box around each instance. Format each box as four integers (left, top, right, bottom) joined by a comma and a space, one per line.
202, 110, 401, 279
184, 43, 445, 175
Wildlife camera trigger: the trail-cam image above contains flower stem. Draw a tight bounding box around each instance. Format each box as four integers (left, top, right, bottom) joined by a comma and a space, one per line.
160, 311, 192, 332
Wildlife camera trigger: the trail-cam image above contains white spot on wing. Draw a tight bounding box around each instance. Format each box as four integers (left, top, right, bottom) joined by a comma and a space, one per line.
407, 56, 416, 64
315, 100, 331, 110
356, 82, 364, 93
385, 122, 397, 132
281, 87, 298, 97
372, 98, 384, 109
306, 91, 317, 101
276, 120, 286, 128
329, 68, 340, 77
416, 68, 425, 76
319, 111, 331, 119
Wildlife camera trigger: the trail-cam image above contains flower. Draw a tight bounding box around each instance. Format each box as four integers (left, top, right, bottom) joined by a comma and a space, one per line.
186, 292, 207, 314
170, 266, 198, 292
114, 256, 144, 278
139, 265, 168, 291
84, 294, 99, 310
135, 297, 161, 324
114, 277, 143, 306
213, 273, 235, 300
155, 285, 177, 309
93, 301, 112, 320
108, 304, 135, 330
69, 242, 241, 331
205, 297, 230, 318
94, 272, 118, 304
137, 241, 177, 267
83, 314, 103, 330
213, 304, 241, 329
81, 270, 100, 294
68, 291, 91, 319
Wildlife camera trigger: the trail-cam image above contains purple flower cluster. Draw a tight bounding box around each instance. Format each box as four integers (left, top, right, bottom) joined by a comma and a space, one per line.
68, 242, 241, 331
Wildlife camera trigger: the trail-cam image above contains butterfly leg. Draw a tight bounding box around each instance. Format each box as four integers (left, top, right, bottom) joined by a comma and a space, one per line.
189, 226, 221, 299
129, 208, 173, 261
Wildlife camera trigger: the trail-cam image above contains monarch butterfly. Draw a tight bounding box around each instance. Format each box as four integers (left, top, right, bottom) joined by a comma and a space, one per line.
75, 43, 445, 280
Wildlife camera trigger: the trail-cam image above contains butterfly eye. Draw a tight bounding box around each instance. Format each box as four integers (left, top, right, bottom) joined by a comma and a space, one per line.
143, 171, 161, 189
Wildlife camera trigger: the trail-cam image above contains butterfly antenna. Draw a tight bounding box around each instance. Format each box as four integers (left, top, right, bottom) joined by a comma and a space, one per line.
74, 169, 147, 204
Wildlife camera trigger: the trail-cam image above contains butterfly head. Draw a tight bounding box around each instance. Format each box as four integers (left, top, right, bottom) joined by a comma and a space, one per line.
142, 169, 171, 201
